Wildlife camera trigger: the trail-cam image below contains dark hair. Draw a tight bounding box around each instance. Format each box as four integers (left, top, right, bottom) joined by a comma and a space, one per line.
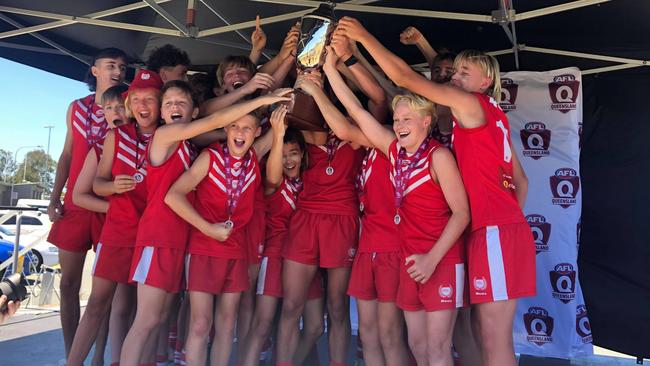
188, 73, 216, 105
146, 44, 191, 73
283, 127, 308, 172
216, 55, 256, 86
432, 49, 457, 66
101, 84, 127, 105
85, 47, 128, 92
161, 80, 198, 108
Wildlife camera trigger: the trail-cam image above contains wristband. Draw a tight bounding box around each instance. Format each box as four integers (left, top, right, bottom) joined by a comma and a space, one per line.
343, 55, 359, 67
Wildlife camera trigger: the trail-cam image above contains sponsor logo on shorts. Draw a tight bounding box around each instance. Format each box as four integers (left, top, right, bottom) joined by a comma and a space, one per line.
438, 284, 453, 303
576, 304, 593, 344
500, 78, 518, 112
549, 263, 576, 303
549, 74, 579, 113
473, 276, 488, 296
524, 306, 554, 346
520, 122, 551, 160
550, 168, 580, 208
526, 214, 551, 254
348, 247, 357, 260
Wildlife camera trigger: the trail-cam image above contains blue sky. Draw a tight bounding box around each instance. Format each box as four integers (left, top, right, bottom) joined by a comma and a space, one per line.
0, 58, 90, 163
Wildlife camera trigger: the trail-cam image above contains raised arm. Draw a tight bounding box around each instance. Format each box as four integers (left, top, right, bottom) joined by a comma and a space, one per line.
165, 151, 232, 241
336, 17, 484, 129
323, 47, 393, 156
406, 148, 470, 284
48, 102, 74, 222
265, 106, 288, 194
400, 26, 438, 72
93, 130, 136, 197
72, 150, 108, 213
249, 15, 267, 65
258, 22, 299, 76
199, 72, 276, 116
350, 40, 402, 103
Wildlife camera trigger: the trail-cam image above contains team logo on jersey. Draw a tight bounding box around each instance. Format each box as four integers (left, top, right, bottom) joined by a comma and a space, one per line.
500, 78, 518, 112
473, 276, 488, 296
526, 214, 551, 254
520, 122, 551, 159
550, 168, 580, 208
576, 304, 593, 344
549, 74, 579, 113
524, 307, 554, 346
549, 263, 576, 303
438, 285, 453, 303
141, 72, 151, 80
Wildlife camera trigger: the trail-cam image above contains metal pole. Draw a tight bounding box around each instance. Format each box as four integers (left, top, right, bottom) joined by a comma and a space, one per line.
44, 125, 53, 186
22, 155, 28, 182
11, 213, 22, 274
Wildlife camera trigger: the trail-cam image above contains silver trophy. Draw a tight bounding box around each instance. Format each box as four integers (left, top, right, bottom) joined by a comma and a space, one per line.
287, 2, 337, 131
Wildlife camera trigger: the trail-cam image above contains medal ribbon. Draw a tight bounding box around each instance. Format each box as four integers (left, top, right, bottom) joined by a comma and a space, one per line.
134, 129, 152, 171
394, 137, 431, 211
325, 134, 338, 167
85, 96, 108, 147
288, 177, 303, 193
223, 143, 251, 220
356, 148, 372, 201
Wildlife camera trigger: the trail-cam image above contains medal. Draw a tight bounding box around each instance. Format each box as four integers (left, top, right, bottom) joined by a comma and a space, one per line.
223, 143, 251, 228
359, 202, 364, 212
326, 166, 334, 175
324, 134, 338, 176
133, 172, 144, 183
393, 137, 431, 225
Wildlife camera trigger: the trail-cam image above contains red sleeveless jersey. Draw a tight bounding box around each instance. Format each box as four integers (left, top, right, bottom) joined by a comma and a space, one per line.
187, 144, 261, 259
452, 93, 526, 231
136, 138, 196, 249
358, 148, 400, 253
298, 137, 364, 215
99, 124, 150, 247
264, 177, 301, 257
66, 94, 108, 210
388, 138, 464, 263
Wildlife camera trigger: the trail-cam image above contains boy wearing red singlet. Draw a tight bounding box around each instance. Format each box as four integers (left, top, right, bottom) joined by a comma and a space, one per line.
165, 94, 289, 366
118, 82, 290, 366
337, 18, 536, 366
66, 69, 164, 366
296, 41, 409, 366
275, 70, 364, 366
320, 40, 470, 366
46, 48, 127, 359
241, 113, 325, 366
71, 84, 128, 366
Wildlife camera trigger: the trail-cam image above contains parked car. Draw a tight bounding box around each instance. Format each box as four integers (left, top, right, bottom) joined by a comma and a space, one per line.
0, 225, 57, 269
0, 237, 36, 277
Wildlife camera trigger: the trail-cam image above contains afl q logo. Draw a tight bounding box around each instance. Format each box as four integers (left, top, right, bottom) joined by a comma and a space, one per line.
550, 168, 579, 208
549, 263, 576, 303
520, 122, 551, 159
526, 214, 551, 254
524, 306, 554, 346
549, 74, 579, 113
576, 304, 593, 343
500, 78, 518, 112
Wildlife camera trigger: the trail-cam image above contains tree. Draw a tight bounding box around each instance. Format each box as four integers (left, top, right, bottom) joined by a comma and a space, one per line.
0, 149, 17, 182
13, 150, 57, 193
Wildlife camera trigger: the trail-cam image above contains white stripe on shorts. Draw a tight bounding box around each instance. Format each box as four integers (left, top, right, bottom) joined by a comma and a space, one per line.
132, 246, 154, 284
256, 257, 269, 295
184, 254, 191, 288
92, 243, 103, 275
486, 225, 509, 301
455, 263, 465, 307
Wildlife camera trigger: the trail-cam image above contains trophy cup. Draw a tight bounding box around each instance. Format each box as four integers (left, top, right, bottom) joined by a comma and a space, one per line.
285, 2, 337, 131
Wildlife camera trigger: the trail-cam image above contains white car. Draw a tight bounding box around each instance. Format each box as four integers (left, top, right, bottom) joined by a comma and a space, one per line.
0, 224, 58, 271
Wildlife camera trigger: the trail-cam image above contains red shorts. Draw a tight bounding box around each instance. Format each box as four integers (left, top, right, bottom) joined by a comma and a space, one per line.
92, 243, 134, 284
90, 213, 105, 250
397, 261, 467, 312
467, 223, 536, 304
255, 256, 324, 299
185, 254, 249, 294
284, 210, 358, 268
348, 252, 400, 302
48, 208, 98, 252
244, 210, 266, 265
130, 246, 185, 293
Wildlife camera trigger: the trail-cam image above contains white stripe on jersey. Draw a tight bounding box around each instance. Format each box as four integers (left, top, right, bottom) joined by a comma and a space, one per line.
403, 174, 431, 196
73, 121, 87, 138
74, 110, 88, 127
76, 100, 88, 113
486, 226, 509, 301
118, 128, 146, 150
116, 152, 147, 176
281, 189, 297, 210
118, 141, 137, 159
208, 172, 228, 193
178, 148, 190, 171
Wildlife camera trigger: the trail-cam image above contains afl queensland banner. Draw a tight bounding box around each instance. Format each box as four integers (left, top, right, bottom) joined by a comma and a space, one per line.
501, 67, 593, 358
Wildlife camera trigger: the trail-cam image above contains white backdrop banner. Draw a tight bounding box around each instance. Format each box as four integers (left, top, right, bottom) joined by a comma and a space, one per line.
501, 67, 593, 358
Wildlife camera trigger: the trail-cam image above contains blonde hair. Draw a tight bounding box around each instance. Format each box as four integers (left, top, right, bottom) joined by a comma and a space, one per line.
124, 89, 161, 119
391, 94, 438, 129
453, 50, 502, 101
